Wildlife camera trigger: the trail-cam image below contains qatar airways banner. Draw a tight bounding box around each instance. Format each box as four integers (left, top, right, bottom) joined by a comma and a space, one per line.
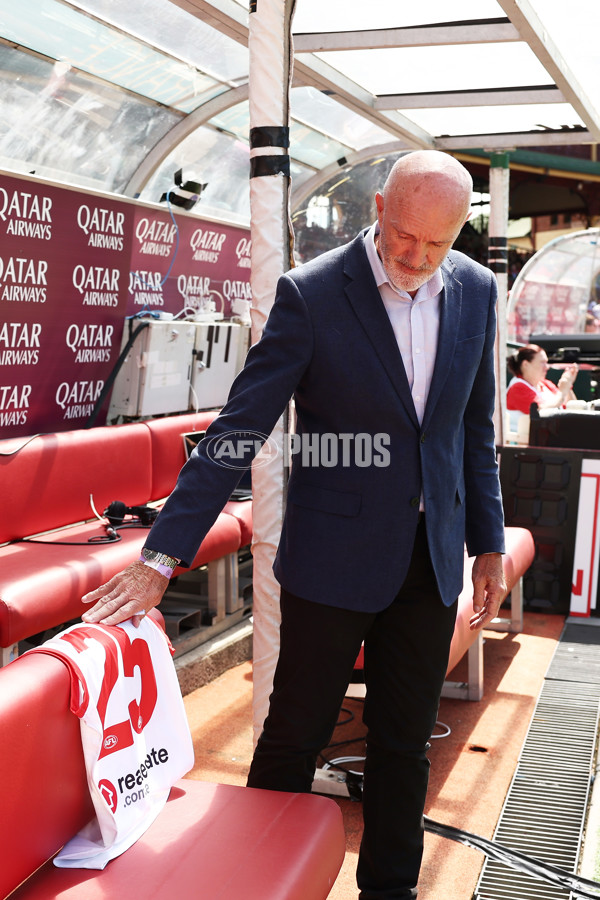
128, 209, 251, 317
0, 170, 251, 439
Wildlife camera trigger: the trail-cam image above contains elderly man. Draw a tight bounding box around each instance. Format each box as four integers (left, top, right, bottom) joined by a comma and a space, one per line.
83, 150, 506, 899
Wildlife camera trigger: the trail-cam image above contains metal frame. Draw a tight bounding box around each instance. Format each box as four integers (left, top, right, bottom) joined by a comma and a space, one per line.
122, 0, 600, 201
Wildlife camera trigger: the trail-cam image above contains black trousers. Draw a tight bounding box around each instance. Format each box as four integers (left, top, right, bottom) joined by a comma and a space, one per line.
247, 520, 457, 899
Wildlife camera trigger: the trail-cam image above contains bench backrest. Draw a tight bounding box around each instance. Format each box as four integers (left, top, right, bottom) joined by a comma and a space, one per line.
0, 413, 222, 544
0, 609, 167, 898
144, 411, 219, 501
0, 423, 153, 544
0, 649, 92, 898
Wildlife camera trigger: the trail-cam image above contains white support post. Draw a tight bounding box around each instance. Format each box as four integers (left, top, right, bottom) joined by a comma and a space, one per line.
207, 557, 228, 624
248, 0, 296, 746
225, 552, 242, 615
488, 151, 511, 447
441, 632, 484, 701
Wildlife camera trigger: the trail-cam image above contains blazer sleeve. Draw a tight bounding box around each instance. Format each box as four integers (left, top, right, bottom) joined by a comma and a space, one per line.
144, 274, 314, 566
462, 271, 506, 557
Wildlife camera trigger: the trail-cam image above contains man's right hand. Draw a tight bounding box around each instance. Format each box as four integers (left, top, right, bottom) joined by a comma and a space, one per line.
81, 560, 169, 628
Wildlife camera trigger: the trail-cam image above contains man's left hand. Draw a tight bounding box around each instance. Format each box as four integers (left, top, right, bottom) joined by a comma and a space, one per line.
469, 553, 507, 630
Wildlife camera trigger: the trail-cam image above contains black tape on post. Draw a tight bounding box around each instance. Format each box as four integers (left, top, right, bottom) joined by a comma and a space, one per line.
488, 235, 508, 274
250, 155, 291, 178
250, 126, 290, 148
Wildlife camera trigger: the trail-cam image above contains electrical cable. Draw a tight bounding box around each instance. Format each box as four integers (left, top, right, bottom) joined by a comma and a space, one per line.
322, 756, 365, 776
16, 514, 155, 547
130, 190, 181, 307
430, 720, 451, 739
17, 533, 121, 546
157, 190, 179, 288
424, 816, 600, 899
84, 318, 150, 428
321, 690, 600, 897
0, 433, 47, 455
174, 306, 200, 320
335, 706, 355, 728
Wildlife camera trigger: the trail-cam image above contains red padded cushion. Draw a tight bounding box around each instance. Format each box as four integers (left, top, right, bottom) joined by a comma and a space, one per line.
144, 412, 219, 502
502, 526, 535, 589
0, 424, 152, 544
445, 528, 535, 673
11, 781, 345, 900
0, 514, 241, 647
0, 652, 93, 899
0, 522, 152, 646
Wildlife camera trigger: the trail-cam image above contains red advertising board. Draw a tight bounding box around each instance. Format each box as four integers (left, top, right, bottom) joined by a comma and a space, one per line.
0, 170, 251, 439
128, 207, 251, 318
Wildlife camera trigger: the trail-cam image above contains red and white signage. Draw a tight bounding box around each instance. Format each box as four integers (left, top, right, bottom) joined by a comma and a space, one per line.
570, 458, 600, 616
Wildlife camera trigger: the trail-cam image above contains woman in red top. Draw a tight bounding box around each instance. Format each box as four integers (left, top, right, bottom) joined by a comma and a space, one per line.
507, 343, 578, 430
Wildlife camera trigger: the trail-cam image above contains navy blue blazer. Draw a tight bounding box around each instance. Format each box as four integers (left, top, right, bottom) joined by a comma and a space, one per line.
146, 229, 505, 612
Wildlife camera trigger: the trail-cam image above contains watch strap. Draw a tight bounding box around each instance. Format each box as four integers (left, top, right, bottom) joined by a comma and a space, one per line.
140, 548, 180, 579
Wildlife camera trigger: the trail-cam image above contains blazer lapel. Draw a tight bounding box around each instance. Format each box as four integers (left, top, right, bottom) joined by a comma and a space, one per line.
422, 257, 462, 428
343, 235, 419, 428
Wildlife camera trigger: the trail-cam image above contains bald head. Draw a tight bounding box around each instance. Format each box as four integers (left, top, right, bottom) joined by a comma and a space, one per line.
374, 151, 473, 295
383, 151, 473, 224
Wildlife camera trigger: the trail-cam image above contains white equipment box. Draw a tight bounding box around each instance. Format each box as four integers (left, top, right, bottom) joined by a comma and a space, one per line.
109, 319, 197, 418
190, 321, 250, 409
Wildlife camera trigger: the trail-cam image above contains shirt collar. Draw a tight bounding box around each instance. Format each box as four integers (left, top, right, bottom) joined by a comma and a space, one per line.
365, 221, 444, 300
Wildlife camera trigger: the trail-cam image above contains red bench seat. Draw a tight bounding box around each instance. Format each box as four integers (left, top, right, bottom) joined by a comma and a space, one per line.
351, 526, 535, 702
0, 414, 251, 661
0, 623, 344, 900
0, 512, 241, 649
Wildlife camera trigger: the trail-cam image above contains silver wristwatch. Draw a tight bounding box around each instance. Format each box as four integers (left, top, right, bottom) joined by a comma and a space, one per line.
141, 548, 180, 569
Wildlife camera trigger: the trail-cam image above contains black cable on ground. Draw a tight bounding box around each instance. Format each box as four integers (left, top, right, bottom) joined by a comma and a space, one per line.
319, 703, 600, 896
424, 816, 600, 899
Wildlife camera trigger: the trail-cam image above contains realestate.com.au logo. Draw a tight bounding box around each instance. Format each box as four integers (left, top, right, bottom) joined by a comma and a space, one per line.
205, 431, 391, 469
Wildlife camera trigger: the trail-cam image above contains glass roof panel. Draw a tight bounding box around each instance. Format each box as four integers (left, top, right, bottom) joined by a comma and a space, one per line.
303, 43, 553, 97
209, 95, 371, 170
533, 2, 600, 110
139, 126, 251, 223
0, 43, 180, 192
0, 0, 596, 206
292, 0, 504, 32
0, 0, 225, 111
138, 117, 316, 225
288, 122, 352, 170
70, 0, 249, 85
291, 87, 394, 151
404, 103, 584, 139
207, 104, 250, 140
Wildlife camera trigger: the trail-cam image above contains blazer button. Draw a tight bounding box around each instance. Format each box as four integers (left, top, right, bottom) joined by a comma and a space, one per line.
410, 496, 419, 507
420, 433, 426, 443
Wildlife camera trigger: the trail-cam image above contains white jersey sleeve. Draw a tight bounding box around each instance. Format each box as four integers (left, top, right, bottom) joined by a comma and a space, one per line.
28, 616, 194, 869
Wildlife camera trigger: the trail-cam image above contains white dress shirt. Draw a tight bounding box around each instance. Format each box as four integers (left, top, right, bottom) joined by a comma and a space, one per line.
364, 222, 443, 426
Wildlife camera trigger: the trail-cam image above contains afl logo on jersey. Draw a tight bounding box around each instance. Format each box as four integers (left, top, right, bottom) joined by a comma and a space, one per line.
103, 734, 118, 751
98, 779, 118, 813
